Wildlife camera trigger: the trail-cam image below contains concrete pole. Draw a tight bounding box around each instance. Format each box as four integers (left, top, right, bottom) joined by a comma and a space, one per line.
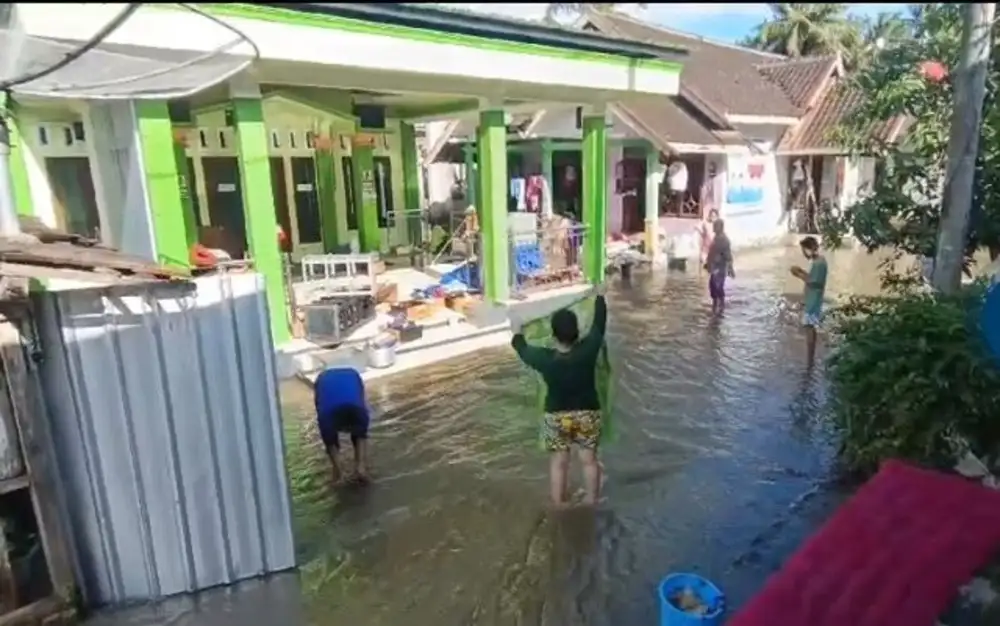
0, 114, 23, 236
933, 3, 995, 294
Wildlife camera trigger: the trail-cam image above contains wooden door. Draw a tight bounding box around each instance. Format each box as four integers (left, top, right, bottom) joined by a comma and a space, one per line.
290, 156, 323, 257
201, 157, 247, 258
270, 157, 293, 254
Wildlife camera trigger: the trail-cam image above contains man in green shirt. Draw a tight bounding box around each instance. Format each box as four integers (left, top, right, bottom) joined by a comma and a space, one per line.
791, 236, 828, 368
510, 283, 607, 507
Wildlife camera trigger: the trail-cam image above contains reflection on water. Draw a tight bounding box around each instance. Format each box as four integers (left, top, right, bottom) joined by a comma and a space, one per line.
86, 246, 909, 626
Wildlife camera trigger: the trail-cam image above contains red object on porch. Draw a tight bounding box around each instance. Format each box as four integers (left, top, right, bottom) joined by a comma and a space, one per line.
730, 460, 1000, 626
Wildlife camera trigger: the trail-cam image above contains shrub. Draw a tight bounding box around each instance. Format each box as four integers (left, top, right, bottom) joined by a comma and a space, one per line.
826, 282, 1000, 476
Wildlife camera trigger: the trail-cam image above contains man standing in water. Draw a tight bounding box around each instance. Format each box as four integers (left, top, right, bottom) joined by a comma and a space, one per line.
510, 283, 608, 508
791, 236, 828, 367
705, 219, 734, 315
314, 367, 371, 484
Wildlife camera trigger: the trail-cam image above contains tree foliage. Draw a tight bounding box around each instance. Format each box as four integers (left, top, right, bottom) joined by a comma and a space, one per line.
827, 283, 1000, 476
740, 4, 909, 71
820, 4, 1000, 266
743, 4, 859, 58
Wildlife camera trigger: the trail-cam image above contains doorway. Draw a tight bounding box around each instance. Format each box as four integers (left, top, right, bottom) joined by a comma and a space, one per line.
552, 150, 582, 220
45, 157, 101, 239
290, 156, 323, 257
270, 157, 293, 254
202, 156, 247, 259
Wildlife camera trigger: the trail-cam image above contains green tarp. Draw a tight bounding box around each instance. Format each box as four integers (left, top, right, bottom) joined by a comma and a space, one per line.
520, 294, 616, 448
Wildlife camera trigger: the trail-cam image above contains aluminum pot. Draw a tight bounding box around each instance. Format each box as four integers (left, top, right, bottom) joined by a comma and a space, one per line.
368, 333, 398, 369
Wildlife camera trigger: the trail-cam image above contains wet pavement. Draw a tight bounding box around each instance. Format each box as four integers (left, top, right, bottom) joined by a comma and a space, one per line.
83, 246, 994, 625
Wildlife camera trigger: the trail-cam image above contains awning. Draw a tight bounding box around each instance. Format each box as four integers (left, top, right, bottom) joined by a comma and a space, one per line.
0, 29, 256, 101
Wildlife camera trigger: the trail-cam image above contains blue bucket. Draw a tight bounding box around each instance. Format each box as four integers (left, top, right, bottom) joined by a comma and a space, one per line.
658, 573, 725, 626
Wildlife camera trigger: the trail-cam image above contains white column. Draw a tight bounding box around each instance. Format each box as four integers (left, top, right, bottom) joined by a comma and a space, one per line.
84, 101, 158, 260
644, 147, 665, 261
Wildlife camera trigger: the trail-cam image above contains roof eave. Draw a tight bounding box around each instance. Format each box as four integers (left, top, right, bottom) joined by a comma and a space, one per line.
290, 3, 688, 61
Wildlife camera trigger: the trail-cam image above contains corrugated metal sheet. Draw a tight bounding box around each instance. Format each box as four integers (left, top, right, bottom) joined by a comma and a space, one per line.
34, 274, 296, 607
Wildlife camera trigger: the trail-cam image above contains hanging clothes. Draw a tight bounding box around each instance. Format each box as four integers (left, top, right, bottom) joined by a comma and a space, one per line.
510, 177, 527, 211
526, 175, 545, 213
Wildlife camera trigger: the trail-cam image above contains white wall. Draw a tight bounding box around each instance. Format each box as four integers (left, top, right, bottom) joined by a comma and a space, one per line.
721, 151, 785, 248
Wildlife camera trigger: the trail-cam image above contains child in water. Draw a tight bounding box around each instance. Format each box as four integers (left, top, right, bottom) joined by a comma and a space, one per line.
705, 219, 734, 315
509, 283, 608, 507
790, 236, 828, 368
313, 367, 371, 484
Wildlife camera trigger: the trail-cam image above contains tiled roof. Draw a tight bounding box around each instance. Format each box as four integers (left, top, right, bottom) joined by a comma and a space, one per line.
584, 10, 800, 118
616, 98, 738, 146
778, 80, 905, 152
757, 56, 840, 109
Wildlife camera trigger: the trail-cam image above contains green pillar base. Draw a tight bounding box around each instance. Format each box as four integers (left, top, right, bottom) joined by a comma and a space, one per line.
353, 139, 380, 253
232, 98, 290, 344
582, 115, 608, 283
135, 101, 191, 269
477, 109, 509, 302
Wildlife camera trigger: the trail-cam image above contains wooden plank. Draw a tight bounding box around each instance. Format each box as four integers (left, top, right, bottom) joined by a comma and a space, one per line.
0, 262, 153, 286
0, 597, 74, 626
0, 238, 189, 280
0, 475, 28, 496
0, 529, 16, 616
0, 321, 76, 603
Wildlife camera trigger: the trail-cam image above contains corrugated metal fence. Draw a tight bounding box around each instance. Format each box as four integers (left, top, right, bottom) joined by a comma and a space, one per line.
34, 274, 296, 607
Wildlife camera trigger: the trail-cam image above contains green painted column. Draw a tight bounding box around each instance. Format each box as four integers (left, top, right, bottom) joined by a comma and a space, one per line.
315, 130, 341, 252
1, 93, 34, 216
352, 139, 380, 253
582, 113, 608, 283
135, 101, 190, 268
399, 122, 422, 247
171, 128, 199, 249
232, 98, 289, 344
477, 109, 509, 302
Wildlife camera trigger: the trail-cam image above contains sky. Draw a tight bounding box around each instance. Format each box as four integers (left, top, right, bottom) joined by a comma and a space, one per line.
442, 3, 910, 43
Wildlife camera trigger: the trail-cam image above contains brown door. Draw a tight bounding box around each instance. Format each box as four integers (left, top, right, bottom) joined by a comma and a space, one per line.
201, 157, 247, 258
45, 157, 101, 239
270, 157, 293, 253
290, 156, 322, 245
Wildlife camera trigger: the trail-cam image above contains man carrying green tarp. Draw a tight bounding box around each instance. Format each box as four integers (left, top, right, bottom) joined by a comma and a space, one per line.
509, 283, 611, 508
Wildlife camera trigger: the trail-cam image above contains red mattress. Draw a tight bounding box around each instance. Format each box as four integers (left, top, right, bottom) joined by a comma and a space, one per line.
730, 460, 1000, 626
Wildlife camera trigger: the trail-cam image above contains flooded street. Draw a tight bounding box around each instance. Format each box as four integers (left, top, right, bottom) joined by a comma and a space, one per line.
87, 246, 906, 626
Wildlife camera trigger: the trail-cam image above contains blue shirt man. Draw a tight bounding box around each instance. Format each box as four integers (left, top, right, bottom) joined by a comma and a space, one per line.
314, 367, 371, 483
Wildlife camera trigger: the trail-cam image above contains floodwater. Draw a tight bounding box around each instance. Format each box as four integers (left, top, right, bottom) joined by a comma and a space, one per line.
84, 246, 993, 626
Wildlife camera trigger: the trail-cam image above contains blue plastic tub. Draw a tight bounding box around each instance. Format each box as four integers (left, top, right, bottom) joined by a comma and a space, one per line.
658, 573, 725, 626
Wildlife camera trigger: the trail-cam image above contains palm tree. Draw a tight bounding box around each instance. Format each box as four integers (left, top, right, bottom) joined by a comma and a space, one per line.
544, 3, 644, 25
861, 11, 912, 49
746, 4, 858, 58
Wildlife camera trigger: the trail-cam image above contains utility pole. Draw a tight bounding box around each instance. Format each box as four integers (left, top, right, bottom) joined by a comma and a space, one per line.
933, 2, 995, 294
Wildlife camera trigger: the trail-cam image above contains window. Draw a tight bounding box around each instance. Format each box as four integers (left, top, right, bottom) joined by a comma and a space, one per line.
342, 156, 358, 230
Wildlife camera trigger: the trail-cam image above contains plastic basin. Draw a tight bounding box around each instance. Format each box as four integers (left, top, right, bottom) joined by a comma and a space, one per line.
658, 573, 725, 626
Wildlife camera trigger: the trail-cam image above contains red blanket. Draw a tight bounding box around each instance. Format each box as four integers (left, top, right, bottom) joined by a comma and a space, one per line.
730, 460, 1000, 626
